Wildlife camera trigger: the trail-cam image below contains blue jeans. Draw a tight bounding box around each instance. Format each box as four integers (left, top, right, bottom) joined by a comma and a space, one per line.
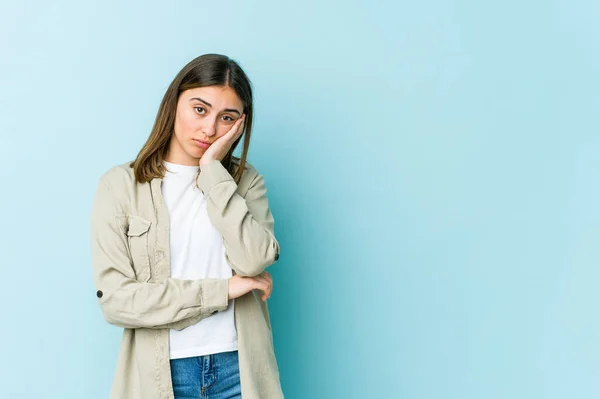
170, 350, 242, 399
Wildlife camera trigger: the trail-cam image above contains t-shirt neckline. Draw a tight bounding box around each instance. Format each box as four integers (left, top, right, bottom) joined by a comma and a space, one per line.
163, 160, 199, 175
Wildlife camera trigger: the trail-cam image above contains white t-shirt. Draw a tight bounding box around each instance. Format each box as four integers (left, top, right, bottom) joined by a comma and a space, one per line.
161, 160, 238, 359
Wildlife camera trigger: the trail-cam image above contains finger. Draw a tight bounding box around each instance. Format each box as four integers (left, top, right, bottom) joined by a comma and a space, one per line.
231, 114, 245, 134
265, 283, 273, 298
251, 275, 270, 288
260, 284, 272, 301
217, 116, 243, 144
252, 275, 272, 289
257, 276, 273, 298
253, 277, 272, 296
260, 273, 273, 297
234, 115, 246, 139
253, 280, 270, 300
258, 272, 273, 286
256, 273, 272, 286
259, 271, 272, 283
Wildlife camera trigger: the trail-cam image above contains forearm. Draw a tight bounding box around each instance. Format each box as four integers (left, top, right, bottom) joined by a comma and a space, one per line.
197, 160, 280, 276
95, 277, 229, 329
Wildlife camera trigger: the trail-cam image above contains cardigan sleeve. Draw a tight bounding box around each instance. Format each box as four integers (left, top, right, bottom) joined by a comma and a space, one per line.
197, 160, 280, 277
90, 176, 229, 330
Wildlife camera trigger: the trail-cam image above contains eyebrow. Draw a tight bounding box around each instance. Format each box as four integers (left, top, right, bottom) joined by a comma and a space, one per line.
189, 97, 241, 116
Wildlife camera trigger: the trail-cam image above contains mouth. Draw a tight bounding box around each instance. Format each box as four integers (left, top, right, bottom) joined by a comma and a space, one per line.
192, 139, 211, 149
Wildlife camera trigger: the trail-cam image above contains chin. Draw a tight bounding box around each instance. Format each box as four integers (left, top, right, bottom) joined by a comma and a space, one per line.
184, 149, 202, 162
188, 145, 205, 156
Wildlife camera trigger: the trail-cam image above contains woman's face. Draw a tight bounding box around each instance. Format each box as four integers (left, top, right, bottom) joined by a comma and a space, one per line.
167, 85, 244, 166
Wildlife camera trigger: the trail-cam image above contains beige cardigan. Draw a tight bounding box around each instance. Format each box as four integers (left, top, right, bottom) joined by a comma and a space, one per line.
89, 159, 283, 399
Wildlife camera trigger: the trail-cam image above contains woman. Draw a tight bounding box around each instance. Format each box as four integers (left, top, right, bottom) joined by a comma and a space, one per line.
90, 54, 283, 399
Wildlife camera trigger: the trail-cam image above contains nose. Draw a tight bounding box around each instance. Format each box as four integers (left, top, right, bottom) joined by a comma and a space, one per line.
200, 117, 217, 138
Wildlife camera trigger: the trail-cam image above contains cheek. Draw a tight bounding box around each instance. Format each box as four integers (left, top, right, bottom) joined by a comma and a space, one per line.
215, 129, 227, 139
216, 122, 235, 137
175, 111, 198, 136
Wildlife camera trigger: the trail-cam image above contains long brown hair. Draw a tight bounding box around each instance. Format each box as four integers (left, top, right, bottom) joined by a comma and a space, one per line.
130, 54, 254, 184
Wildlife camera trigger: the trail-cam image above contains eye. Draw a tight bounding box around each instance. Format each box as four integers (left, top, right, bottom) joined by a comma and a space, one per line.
222, 115, 235, 122
194, 107, 206, 115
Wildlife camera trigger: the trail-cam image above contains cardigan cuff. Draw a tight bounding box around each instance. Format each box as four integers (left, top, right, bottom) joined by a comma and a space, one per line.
197, 160, 235, 195
200, 278, 229, 313
181, 278, 229, 314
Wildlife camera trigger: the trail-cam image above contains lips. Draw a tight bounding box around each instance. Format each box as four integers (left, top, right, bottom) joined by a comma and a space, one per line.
192, 139, 211, 149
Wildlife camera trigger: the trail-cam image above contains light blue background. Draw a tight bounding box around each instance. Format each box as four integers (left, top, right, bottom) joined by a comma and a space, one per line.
1, 1, 598, 398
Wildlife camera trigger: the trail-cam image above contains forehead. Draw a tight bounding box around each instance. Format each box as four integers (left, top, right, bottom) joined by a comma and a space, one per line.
181, 85, 243, 108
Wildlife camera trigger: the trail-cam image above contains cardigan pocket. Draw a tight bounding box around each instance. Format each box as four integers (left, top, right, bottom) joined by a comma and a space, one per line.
126, 215, 152, 282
